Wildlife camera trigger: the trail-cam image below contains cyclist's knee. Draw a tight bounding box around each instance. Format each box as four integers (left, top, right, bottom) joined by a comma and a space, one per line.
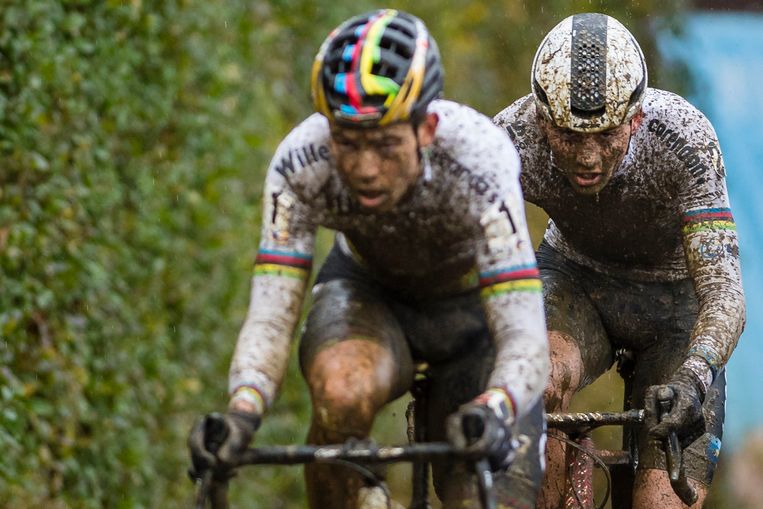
634, 468, 707, 508
305, 339, 395, 433
544, 331, 583, 412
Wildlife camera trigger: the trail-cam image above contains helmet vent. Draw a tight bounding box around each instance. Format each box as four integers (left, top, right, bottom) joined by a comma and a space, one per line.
532, 79, 549, 106
570, 13, 607, 113
313, 10, 443, 126
628, 73, 646, 107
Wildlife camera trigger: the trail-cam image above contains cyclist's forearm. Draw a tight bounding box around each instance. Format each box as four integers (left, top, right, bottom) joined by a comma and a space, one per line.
682, 227, 745, 389
685, 286, 745, 388
484, 294, 550, 421
228, 275, 308, 413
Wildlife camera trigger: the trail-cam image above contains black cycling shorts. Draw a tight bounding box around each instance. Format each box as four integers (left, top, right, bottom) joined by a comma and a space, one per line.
299, 243, 546, 508
537, 241, 725, 485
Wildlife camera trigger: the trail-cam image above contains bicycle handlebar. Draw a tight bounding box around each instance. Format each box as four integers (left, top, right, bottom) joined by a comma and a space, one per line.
195, 440, 497, 509
234, 440, 488, 466
545, 409, 644, 431
192, 408, 695, 508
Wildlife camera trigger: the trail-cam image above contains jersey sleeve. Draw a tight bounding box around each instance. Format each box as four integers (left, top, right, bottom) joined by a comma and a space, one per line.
227, 133, 319, 414
474, 138, 550, 422
675, 110, 745, 391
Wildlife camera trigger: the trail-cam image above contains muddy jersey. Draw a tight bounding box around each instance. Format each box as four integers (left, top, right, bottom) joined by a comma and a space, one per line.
494, 89, 745, 387
229, 100, 549, 420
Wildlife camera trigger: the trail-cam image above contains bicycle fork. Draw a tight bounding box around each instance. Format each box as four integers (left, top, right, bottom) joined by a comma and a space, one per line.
407, 369, 431, 509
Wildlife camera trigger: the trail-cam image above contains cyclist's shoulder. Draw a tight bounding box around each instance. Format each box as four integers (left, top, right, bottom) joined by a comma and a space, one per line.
430, 99, 513, 145
635, 88, 723, 178
430, 99, 520, 177
267, 113, 333, 185
493, 93, 535, 129
276, 113, 331, 151
640, 88, 716, 135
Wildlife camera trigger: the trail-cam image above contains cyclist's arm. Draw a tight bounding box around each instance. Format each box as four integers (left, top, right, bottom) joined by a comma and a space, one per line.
678, 116, 745, 392
474, 140, 550, 423
227, 140, 319, 415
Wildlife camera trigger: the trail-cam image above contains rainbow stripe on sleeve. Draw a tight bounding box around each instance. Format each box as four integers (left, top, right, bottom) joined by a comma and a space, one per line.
682, 208, 736, 234
254, 248, 312, 280
479, 264, 542, 298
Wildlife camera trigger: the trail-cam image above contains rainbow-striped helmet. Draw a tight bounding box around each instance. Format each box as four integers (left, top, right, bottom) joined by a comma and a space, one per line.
312, 10, 443, 127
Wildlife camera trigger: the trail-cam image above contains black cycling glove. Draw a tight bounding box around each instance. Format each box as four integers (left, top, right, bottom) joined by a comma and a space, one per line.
645, 366, 706, 446
446, 402, 516, 472
188, 411, 260, 480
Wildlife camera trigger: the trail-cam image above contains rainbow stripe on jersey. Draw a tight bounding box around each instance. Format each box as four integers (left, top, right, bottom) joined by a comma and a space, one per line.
479, 264, 542, 298
682, 208, 736, 234
254, 248, 312, 280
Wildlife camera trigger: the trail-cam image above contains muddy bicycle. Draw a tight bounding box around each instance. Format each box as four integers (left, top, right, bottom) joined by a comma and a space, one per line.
547, 389, 696, 509
192, 409, 692, 509
192, 370, 697, 508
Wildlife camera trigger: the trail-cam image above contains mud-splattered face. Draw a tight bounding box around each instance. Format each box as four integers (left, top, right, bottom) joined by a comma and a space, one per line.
329, 114, 437, 212
541, 113, 641, 195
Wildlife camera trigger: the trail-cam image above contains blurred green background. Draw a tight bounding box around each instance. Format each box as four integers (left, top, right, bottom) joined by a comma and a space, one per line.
1, 1, 755, 508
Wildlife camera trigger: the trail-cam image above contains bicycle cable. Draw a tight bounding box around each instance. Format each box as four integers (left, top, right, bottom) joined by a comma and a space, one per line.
322, 459, 394, 509
548, 434, 611, 509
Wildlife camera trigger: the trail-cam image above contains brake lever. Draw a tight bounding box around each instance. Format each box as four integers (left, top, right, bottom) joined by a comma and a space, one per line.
193, 413, 232, 509
656, 387, 698, 506
473, 458, 497, 509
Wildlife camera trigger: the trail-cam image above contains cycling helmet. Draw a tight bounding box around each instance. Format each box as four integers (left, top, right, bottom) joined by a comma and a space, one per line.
311, 9, 443, 127
531, 13, 647, 133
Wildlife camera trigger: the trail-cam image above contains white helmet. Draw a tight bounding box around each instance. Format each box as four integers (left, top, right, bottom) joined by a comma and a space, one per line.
531, 13, 647, 133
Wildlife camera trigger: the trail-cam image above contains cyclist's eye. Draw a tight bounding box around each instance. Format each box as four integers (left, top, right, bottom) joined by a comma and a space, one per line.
336, 140, 357, 151
561, 132, 580, 143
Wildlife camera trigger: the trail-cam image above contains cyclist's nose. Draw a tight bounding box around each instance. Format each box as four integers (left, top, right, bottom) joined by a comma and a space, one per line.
576, 148, 600, 169
353, 150, 383, 181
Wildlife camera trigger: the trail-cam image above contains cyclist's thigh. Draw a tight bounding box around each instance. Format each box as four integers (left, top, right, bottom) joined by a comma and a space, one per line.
536, 241, 613, 387
299, 247, 415, 402
627, 279, 725, 485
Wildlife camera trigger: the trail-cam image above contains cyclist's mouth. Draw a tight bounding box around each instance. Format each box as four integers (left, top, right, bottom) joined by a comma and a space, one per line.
355, 189, 387, 209
572, 172, 603, 188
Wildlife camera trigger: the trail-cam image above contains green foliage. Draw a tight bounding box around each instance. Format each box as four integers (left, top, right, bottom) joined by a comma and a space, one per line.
0, 1, 688, 507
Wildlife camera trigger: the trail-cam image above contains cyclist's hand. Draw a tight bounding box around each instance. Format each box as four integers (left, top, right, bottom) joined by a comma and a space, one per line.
188, 411, 260, 480
446, 402, 516, 472
645, 366, 705, 446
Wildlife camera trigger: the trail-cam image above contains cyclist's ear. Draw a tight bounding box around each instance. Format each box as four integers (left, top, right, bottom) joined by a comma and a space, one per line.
630, 109, 644, 132
415, 113, 439, 148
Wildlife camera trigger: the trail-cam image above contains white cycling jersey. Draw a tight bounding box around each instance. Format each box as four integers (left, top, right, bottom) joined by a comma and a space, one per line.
229, 100, 549, 420
494, 88, 745, 386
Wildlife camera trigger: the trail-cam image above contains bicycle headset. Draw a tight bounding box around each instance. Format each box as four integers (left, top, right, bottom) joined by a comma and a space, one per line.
531, 12, 648, 133
311, 9, 444, 128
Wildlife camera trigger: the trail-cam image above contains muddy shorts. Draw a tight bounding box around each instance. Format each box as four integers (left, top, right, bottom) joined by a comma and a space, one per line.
299, 243, 546, 508
536, 241, 725, 485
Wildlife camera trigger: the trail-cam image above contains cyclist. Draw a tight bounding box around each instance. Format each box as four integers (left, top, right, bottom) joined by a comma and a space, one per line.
494, 13, 745, 508
189, 10, 550, 509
